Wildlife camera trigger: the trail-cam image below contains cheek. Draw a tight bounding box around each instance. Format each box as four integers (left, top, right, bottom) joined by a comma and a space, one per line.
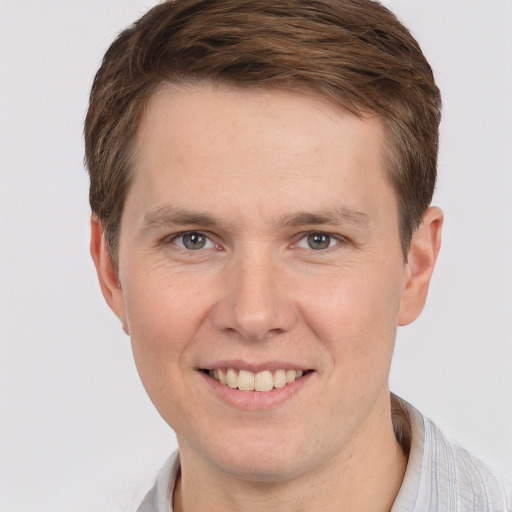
288, 264, 404, 445
301, 264, 403, 373
122, 268, 213, 380
122, 269, 220, 429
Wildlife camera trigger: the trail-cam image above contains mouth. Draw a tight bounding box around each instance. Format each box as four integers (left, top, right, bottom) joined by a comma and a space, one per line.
201, 368, 311, 392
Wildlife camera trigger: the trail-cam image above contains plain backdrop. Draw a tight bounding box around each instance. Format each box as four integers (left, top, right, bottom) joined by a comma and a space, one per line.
1, 1, 511, 510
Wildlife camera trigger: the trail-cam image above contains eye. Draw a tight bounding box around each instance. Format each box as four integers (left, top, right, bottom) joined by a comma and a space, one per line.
171, 231, 216, 251
295, 232, 341, 250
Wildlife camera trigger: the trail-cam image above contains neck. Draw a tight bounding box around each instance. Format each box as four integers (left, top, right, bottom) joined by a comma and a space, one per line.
173, 392, 408, 512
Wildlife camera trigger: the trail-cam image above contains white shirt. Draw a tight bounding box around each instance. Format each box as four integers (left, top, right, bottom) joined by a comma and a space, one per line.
137, 398, 512, 511
391, 398, 511, 511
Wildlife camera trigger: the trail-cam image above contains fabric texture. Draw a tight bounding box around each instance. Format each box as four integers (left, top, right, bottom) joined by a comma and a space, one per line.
137, 453, 179, 512
391, 398, 512, 511
137, 398, 512, 511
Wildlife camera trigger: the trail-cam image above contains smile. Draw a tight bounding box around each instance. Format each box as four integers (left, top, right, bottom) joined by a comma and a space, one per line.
205, 368, 307, 392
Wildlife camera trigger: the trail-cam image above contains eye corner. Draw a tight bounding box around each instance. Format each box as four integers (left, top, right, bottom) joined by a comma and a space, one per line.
162, 230, 226, 254
292, 231, 346, 251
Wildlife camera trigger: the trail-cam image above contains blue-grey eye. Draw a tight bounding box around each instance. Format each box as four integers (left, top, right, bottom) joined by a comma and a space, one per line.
181, 232, 207, 250
307, 232, 331, 250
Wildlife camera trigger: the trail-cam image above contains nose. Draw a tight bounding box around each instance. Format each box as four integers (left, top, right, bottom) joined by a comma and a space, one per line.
212, 250, 297, 342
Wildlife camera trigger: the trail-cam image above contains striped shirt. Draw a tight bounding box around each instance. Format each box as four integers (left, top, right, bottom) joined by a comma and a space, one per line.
392, 397, 511, 511
138, 397, 512, 511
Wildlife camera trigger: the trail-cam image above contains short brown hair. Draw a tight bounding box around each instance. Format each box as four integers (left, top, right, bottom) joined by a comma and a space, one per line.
85, 0, 441, 261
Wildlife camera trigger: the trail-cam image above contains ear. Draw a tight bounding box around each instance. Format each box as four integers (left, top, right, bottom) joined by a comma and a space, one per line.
398, 206, 443, 326
90, 215, 129, 334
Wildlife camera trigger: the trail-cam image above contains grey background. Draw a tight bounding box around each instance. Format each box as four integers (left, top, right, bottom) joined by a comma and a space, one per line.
1, 1, 511, 510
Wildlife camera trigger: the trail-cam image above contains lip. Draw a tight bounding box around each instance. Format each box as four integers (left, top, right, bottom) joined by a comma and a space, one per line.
197, 359, 310, 373
198, 367, 314, 410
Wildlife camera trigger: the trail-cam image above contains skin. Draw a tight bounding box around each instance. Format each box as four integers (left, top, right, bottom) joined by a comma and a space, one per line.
91, 84, 443, 511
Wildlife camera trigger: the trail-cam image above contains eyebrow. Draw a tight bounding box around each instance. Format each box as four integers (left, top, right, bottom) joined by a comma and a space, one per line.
143, 206, 220, 228
279, 208, 370, 228
142, 205, 370, 230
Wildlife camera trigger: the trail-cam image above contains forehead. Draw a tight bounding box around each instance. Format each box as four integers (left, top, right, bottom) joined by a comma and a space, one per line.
126, 83, 395, 230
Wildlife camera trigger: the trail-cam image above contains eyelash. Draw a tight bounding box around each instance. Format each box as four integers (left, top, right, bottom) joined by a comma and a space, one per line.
163, 230, 346, 252
164, 231, 220, 251
292, 232, 345, 251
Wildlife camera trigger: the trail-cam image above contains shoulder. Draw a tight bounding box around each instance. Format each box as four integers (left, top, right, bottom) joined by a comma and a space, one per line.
432, 426, 512, 511
392, 396, 512, 512
137, 486, 156, 512
136, 451, 180, 512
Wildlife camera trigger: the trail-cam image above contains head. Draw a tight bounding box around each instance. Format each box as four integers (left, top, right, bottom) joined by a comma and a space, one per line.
86, 0, 443, 488
85, 0, 441, 264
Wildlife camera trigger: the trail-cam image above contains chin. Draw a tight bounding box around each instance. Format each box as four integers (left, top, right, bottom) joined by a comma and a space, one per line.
194, 427, 323, 483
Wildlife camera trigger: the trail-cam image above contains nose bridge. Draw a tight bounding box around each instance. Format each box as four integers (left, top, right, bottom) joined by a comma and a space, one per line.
213, 245, 296, 341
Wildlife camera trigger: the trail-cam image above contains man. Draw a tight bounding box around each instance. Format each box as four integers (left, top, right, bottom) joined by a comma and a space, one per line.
85, 0, 511, 510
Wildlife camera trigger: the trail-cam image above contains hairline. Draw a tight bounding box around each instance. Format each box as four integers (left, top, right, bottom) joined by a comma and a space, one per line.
105, 78, 416, 265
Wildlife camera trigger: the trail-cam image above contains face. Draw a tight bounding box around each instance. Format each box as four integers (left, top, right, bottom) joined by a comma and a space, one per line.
94, 84, 437, 483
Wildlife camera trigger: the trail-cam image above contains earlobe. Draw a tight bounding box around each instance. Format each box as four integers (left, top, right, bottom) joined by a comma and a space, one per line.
398, 207, 443, 326
90, 215, 129, 334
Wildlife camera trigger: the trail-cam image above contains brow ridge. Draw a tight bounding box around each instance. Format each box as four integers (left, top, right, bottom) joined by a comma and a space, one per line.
279, 208, 370, 228
142, 205, 370, 230
143, 206, 220, 228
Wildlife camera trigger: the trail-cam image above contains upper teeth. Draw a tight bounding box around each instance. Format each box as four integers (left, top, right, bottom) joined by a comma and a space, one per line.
209, 368, 304, 392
